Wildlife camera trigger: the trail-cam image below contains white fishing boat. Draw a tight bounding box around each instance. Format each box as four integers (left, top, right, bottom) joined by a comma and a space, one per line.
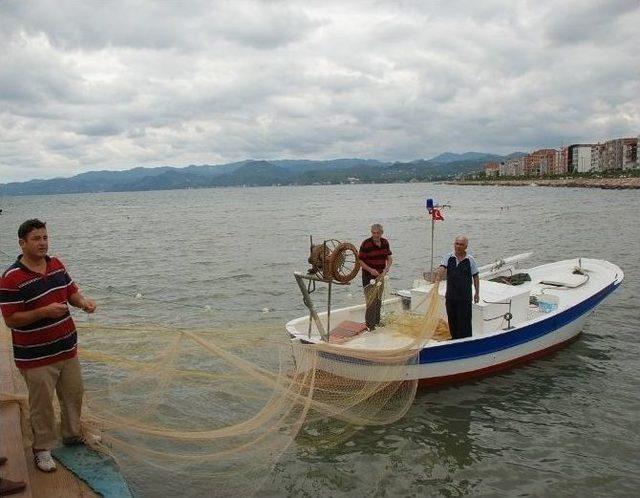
286, 254, 623, 387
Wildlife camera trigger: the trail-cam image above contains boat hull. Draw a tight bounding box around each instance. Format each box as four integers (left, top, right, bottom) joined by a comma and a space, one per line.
291, 279, 620, 387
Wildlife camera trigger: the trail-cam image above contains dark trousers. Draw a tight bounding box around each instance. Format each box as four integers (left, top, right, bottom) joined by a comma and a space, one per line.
363, 274, 383, 329
445, 299, 472, 339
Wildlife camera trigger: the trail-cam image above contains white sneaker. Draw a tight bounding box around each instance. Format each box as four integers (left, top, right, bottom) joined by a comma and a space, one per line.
34, 450, 57, 472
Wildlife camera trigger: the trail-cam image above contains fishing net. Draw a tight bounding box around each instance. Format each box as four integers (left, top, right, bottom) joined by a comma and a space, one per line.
2, 280, 444, 497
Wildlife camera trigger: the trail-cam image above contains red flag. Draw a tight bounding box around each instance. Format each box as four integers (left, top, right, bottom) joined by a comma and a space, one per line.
432, 208, 444, 221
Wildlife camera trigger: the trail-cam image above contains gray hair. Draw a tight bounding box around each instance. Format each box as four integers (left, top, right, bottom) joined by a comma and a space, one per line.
371, 223, 384, 233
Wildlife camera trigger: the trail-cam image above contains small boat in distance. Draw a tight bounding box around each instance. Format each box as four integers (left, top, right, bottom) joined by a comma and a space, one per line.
286, 255, 623, 387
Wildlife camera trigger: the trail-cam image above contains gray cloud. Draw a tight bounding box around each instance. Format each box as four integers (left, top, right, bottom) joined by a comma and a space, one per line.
0, 0, 638, 182
544, 0, 638, 45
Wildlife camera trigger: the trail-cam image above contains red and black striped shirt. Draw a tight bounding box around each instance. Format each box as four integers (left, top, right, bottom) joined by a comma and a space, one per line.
358, 237, 392, 278
0, 256, 79, 369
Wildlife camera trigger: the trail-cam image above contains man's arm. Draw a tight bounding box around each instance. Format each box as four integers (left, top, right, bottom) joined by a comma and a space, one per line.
68, 291, 97, 313
382, 255, 393, 275
360, 262, 379, 277
473, 274, 480, 303
3, 303, 69, 329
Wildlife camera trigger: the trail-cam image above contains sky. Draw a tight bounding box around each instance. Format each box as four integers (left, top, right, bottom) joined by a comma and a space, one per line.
1, 0, 639, 182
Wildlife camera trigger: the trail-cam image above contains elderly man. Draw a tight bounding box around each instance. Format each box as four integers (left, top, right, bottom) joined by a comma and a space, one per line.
0, 219, 96, 473
358, 223, 393, 330
436, 236, 480, 339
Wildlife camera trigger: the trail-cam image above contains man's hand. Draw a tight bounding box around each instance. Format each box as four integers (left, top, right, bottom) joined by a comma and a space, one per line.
43, 302, 69, 318
474, 293, 480, 304
370, 269, 380, 277
68, 292, 97, 313
423, 270, 438, 282
81, 298, 97, 314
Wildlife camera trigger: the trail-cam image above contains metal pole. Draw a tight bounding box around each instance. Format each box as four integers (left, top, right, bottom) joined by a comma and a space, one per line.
327, 280, 332, 335
307, 280, 313, 339
294, 272, 328, 341
430, 216, 435, 275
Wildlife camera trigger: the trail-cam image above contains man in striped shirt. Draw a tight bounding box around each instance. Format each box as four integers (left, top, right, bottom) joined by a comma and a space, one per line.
0, 219, 96, 473
358, 223, 393, 330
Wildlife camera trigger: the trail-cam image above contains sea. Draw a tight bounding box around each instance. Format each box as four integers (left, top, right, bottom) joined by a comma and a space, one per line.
1, 183, 638, 497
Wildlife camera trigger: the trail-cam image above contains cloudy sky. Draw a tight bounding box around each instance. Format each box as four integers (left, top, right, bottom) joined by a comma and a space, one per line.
1, 0, 639, 182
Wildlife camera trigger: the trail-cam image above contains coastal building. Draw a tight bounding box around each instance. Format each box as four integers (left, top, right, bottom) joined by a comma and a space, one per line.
569, 144, 596, 173
472, 135, 637, 179
601, 137, 638, 170
473, 135, 637, 179
622, 138, 637, 170
591, 143, 604, 171
554, 148, 569, 175
601, 140, 618, 171
498, 161, 507, 177
524, 149, 557, 176
499, 157, 523, 177
484, 162, 500, 177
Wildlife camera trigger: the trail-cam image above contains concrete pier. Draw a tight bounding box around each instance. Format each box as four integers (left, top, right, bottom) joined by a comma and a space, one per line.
1, 323, 96, 498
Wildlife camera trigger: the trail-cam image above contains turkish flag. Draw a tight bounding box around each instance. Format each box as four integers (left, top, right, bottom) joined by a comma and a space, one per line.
432, 208, 444, 221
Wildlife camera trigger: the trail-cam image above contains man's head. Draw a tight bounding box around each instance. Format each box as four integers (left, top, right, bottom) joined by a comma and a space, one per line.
371, 223, 384, 242
18, 219, 48, 260
454, 236, 468, 258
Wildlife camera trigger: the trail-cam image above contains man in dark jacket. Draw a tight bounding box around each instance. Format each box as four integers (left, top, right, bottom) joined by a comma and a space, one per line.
436, 236, 480, 339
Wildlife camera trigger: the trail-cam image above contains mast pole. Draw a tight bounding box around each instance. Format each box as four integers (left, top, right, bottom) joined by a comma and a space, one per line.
430, 216, 435, 275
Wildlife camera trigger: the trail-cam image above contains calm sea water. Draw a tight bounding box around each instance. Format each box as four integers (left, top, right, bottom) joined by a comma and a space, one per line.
1, 183, 638, 497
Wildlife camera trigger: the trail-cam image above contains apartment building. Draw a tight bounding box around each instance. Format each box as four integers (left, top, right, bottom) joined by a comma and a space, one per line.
499, 157, 522, 177
554, 148, 569, 175
558, 147, 569, 174
622, 138, 637, 170
601, 137, 638, 170
568, 144, 596, 172
484, 162, 500, 177
591, 143, 604, 171
524, 149, 557, 176
475, 135, 637, 179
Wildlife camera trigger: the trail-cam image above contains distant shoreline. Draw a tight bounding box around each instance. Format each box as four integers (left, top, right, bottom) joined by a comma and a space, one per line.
446, 177, 640, 190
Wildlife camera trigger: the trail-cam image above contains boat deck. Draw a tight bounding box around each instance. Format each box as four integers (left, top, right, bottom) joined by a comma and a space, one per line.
0, 323, 97, 498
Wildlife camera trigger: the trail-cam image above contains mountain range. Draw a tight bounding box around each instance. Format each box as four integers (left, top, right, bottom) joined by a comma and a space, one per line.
0, 152, 524, 196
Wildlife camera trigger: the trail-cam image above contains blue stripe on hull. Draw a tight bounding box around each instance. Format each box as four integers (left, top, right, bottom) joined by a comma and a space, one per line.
419, 281, 620, 364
